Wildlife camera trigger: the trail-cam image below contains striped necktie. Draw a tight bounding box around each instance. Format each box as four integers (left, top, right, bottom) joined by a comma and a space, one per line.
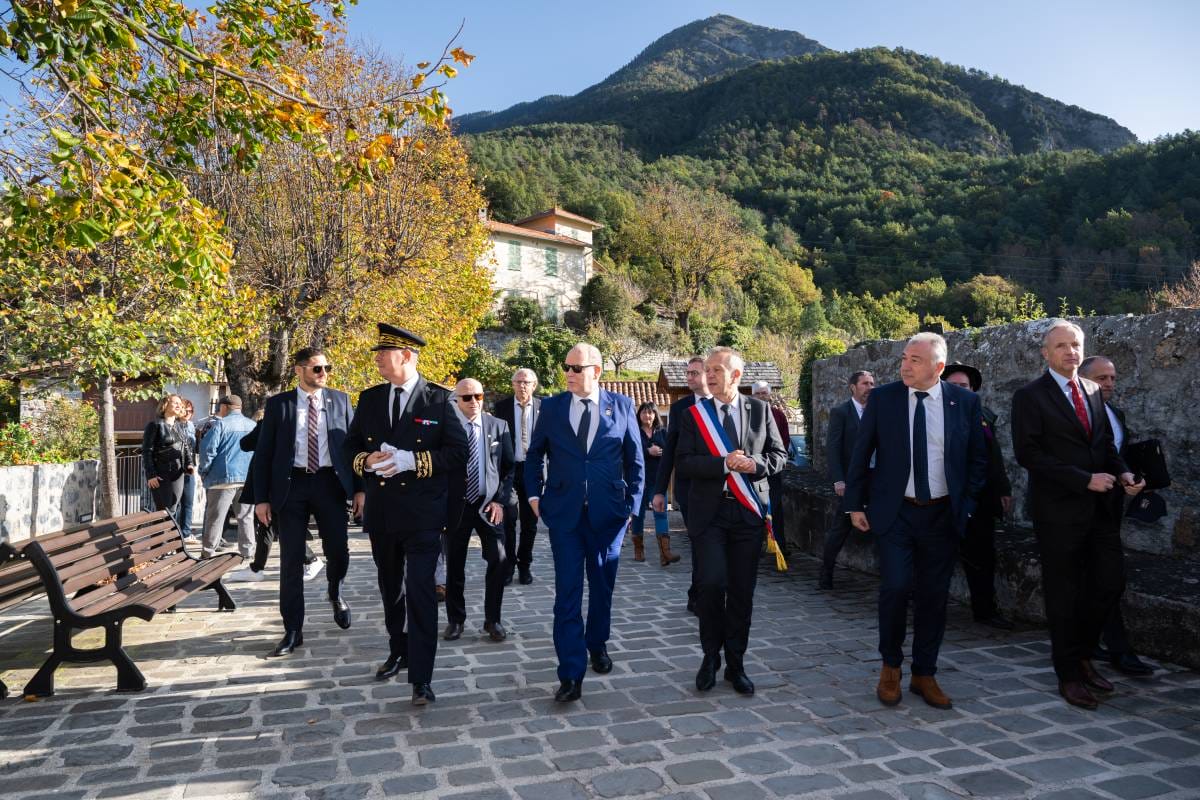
306, 394, 320, 473
465, 421, 481, 503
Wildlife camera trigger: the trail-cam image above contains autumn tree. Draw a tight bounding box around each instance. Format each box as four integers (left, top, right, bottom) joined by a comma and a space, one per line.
629, 181, 756, 333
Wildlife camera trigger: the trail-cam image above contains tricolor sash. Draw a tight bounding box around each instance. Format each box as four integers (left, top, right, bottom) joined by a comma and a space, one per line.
689, 398, 788, 571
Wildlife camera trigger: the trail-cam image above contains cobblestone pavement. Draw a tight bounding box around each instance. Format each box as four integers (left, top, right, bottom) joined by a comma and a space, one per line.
2, 513, 1199, 800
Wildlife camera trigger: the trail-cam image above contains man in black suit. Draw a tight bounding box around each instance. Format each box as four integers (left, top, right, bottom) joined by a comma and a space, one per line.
493, 368, 541, 585
652, 356, 710, 612
346, 324, 468, 705
943, 363, 1014, 631
820, 370, 874, 589
253, 347, 360, 657
1079, 355, 1155, 677
845, 333, 988, 711
675, 347, 788, 696
444, 378, 514, 643
1012, 320, 1145, 710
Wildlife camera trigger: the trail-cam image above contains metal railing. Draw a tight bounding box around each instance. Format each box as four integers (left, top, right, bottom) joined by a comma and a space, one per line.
115, 445, 152, 516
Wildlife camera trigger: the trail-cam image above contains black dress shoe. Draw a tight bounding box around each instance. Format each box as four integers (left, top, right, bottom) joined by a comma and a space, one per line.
590, 646, 613, 674
270, 631, 303, 657
412, 683, 436, 705
329, 594, 352, 630
725, 668, 755, 696
518, 566, 533, 585
484, 621, 507, 642
975, 612, 1014, 631
554, 679, 582, 702
375, 652, 408, 680
443, 622, 464, 641
695, 654, 720, 692
503, 574, 514, 587
1111, 652, 1155, 677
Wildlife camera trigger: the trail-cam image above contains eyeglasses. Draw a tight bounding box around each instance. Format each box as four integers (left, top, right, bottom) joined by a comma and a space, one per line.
686, 370, 702, 377
562, 363, 596, 374
458, 393, 484, 401
306, 364, 333, 374
512, 380, 535, 385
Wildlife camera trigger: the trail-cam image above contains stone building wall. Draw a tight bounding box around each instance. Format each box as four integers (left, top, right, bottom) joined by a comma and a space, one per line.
0, 461, 98, 546
809, 309, 1200, 557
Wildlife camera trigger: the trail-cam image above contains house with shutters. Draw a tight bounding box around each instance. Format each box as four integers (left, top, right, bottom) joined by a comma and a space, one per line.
479, 207, 602, 322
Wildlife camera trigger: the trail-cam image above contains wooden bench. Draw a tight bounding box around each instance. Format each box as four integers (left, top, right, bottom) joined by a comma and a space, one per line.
0, 510, 240, 697
0, 539, 44, 699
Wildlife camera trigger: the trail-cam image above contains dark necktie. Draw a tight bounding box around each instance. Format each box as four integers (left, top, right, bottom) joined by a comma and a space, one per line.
306, 394, 320, 473
722, 403, 738, 448
392, 387, 403, 429
912, 391, 931, 502
1067, 379, 1092, 438
576, 399, 592, 453
465, 422, 481, 503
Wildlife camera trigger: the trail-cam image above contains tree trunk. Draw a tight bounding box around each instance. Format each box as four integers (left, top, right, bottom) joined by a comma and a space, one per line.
96, 375, 119, 519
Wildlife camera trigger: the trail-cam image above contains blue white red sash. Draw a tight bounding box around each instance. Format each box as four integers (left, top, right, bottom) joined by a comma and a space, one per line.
689, 398, 788, 570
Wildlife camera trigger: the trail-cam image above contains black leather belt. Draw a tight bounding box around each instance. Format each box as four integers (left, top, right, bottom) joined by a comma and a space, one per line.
292, 466, 334, 476
903, 496, 948, 506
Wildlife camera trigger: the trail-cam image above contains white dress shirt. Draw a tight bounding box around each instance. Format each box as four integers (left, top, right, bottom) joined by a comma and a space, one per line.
568, 388, 602, 452
852, 397, 866, 419
905, 382, 948, 499
1048, 369, 1093, 427
293, 387, 331, 468
1106, 404, 1124, 452
390, 373, 421, 422
513, 401, 533, 462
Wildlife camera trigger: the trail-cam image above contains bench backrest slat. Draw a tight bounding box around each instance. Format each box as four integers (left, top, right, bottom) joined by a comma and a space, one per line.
0, 557, 42, 611
71, 551, 200, 616
55, 525, 182, 593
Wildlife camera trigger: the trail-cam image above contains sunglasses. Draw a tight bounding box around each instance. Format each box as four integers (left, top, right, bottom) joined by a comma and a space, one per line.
458, 393, 484, 401
306, 364, 333, 374
562, 363, 596, 374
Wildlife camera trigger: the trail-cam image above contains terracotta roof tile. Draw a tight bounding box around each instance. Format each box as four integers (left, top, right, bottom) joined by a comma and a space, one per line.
486, 220, 587, 248
513, 206, 604, 230
600, 380, 672, 409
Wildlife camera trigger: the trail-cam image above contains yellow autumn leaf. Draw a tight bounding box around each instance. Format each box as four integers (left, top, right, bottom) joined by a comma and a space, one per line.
450, 48, 475, 66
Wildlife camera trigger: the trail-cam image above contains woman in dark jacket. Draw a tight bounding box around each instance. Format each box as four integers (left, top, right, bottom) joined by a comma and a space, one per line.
629, 402, 679, 566
142, 394, 194, 523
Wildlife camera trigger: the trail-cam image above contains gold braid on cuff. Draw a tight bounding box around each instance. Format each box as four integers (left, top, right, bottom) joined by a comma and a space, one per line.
353, 452, 369, 477
415, 450, 433, 479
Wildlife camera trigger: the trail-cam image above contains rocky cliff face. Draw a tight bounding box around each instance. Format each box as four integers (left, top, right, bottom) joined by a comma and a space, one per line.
811, 309, 1200, 557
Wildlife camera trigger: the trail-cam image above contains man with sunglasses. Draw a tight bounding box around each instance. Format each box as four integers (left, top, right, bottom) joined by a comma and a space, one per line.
346, 324, 468, 705
253, 347, 360, 659
494, 368, 542, 585
444, 378, 514, 642
525, 343, 644, 703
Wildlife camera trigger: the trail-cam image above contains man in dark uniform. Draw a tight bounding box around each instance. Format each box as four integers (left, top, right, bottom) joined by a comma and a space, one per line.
943, 363, 1014, 630
346, 324, 468, 705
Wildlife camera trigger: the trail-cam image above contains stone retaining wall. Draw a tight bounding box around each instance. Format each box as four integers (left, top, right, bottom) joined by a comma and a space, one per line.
809, 309, 1200, 558
0, 461, 98, 546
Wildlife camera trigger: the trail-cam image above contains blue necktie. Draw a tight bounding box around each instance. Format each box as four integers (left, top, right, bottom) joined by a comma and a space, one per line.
576, 399, 592, 453
913, 391, 931, 502
466, 422, 481, 503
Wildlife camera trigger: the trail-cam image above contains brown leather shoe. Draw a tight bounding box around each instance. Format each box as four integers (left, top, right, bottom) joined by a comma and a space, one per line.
909, 675, 953, 710
1080, 659, 1115, 692
1059, 680, 1099, 710
658, 535, 681, 566
632, 535, 645, 562
876, 665, 902, 707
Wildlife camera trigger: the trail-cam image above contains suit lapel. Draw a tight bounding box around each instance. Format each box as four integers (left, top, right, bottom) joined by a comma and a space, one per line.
740, 397, 752, 450
1041, 371, 1089, 439
281, 391, 298, 456
941, 382, 957, 457
593, 390, 615, 452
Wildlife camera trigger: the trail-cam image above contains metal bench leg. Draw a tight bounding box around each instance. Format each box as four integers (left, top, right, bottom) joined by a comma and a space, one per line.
24, 653, 62, 697
211, 579, 237, 612
105, 621, 146, 693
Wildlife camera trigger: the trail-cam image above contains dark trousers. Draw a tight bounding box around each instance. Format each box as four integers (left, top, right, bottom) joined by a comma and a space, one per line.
693, 499, 764, 667
1102, 607, 1133, 655
151, 473, 185, 520
276, 469, 349, 634
446, 507, 506, 625
368, 525, 441, 684
821, 510, 853, 579
1034, 510, 1125, 682
767, 473, 786, 551
548, 513, 624, 681
961, 511, 999, 618
877, 501, 958, 676
504, 466, 539, 574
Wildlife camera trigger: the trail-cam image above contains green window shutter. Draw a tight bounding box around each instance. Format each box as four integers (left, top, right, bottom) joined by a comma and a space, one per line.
546, 295, 559, 320
507, 240, 521, 271
544, 247, 558, 276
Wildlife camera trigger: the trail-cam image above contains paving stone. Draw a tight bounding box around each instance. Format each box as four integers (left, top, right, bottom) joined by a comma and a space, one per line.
346, 751, 401, 776
783, 743, 849, 766
761, 774, 843, 796
1009, 756, 1107, 782
591, 767, 665, 798
704, 781, 767, 800
840, 764, 891, 783
609, 720, 670, 744
729, 750, 791, 774
272, 761, 338, 787
1137, 735, 1200, 759
1093, 775, 1175, 799
381, 774, 438, 795
951, 769, 1031, 796
1157, 765, 1200, 788
491, 736, 545, 758
514, 778, 590, 800
546, 729, 608, 751
886, 756, 940, 776
888, 728, 955, 751
304, 784, 372, 800
843, 736, 901, 759
449, 766, 497, 786
501, 760, 555, 779
552, 751, 610, 771
61, 744, 134, 767
183, 770, 264, 797
1037, 790, 1108, 800
418, 743, 482, 768
665, 760, 735, 785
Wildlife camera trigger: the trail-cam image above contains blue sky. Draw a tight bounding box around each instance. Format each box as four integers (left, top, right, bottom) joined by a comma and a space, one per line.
342, 0, 1199, 141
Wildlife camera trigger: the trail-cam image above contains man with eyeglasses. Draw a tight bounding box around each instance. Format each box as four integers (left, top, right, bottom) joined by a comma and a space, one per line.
444, 378, 514, 642
525, 343, 644, 703
253, 347, 360, 659
494, 368, 542, 585
346, 324, 468, 705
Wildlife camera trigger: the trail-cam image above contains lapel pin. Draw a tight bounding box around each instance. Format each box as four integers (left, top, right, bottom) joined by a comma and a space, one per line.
604, 407, 612, 416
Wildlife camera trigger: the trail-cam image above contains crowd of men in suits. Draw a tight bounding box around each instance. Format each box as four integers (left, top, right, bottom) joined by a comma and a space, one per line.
233, 315, 1157, 713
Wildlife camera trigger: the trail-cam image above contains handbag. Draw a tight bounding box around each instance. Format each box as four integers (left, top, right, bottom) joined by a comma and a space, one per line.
1123, 438, 1170, 491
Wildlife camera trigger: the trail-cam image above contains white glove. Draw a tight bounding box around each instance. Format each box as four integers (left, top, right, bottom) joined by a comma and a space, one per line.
367, 443, 415, 478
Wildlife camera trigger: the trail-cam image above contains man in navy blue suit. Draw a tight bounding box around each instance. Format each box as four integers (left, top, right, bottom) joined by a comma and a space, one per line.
525, 342, 645, 703
254, 347, 361, 658
845, 332, 987, 710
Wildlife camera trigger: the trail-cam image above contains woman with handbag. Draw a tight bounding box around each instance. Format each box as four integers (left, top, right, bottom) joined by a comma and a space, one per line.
142, 394, 195, 524
629, 402, 679, 565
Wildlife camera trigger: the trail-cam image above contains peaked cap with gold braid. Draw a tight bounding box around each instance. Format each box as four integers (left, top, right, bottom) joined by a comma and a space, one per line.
370, 323, 425, 352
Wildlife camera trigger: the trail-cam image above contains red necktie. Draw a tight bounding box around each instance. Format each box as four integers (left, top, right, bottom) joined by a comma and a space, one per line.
1067, 380, 1092, 438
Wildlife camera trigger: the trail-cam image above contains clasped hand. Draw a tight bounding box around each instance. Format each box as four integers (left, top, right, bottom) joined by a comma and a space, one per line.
366, 444, 414, 478
1087, 472, 1145, 496
725, 449, 756, 474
